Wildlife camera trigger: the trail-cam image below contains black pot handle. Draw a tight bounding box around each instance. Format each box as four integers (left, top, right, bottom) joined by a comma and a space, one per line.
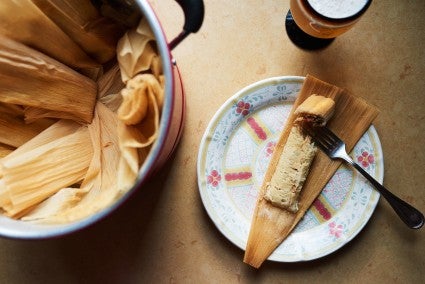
169, 0, 205, 50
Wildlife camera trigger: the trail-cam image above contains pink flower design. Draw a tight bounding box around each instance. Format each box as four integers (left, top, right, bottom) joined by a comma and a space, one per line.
265, 141, 276, 157
357, 150, 374, 168
207, 170, 221, 187
329, 222, 343, 238
236, 101, 250, 116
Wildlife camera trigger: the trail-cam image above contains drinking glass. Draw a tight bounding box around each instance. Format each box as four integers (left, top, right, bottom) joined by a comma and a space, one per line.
285, 0, 372, 50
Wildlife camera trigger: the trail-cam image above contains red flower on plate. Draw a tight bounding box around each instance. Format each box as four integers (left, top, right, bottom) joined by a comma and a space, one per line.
329, 221, 343, 238
357, 150, 374, 168
207, 170, 221, 187
236, 101, 250, 116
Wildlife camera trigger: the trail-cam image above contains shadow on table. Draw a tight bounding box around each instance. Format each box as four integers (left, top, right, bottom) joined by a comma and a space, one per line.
2, 155, 175, 283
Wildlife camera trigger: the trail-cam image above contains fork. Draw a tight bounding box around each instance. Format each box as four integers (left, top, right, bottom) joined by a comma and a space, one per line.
302, 123, 424, 229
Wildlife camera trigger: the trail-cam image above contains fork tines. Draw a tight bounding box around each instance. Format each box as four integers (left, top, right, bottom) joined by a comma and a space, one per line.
301, 122, 342, 155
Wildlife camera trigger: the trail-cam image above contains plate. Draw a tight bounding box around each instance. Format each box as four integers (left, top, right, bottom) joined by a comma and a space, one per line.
197, 76, 383, 262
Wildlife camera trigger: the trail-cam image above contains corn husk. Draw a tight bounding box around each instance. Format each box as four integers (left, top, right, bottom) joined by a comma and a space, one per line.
0, 112, 53, 148
4, 120, 81, 158
98, 64, 125, 112
0, 35, 97, 124
0, 15, 163, 223
98, 64, 126, 99
23, 102, 122, 223
30, 0, 125, 64
0, 120, 80, 210
117, 18, 160, 82
118, 74, 163, 125
0, 0, 101, 76
0, 144, 14, 159
0, 124, 92, 217
0, 103, 24, 118
244, 75, 379, 268
116, 74, 162, 181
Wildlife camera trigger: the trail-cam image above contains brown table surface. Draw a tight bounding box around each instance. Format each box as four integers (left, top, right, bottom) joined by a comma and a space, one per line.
1, 0, 424, 283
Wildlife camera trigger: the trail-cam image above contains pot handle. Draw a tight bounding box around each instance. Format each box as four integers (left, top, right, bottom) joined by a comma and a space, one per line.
169, 0, 205, 50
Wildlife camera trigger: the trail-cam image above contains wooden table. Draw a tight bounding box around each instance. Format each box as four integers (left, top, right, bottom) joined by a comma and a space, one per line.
1, 0, 424, 282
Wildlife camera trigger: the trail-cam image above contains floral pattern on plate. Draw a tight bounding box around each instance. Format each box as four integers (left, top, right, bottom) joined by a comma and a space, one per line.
197, 76, 383, 262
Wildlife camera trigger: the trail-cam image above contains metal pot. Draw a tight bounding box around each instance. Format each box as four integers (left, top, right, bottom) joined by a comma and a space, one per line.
0, 0, 204, 239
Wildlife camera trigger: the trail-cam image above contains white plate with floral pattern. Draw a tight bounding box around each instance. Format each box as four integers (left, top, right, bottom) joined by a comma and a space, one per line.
197, 76, 383, 262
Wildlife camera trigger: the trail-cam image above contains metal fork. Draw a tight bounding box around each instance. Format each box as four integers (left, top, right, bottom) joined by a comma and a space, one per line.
302, 123, 424, 229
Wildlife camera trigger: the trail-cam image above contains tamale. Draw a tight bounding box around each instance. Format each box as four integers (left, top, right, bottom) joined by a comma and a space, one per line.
98, 64, 125, 112
0, 103, 24, 117
0, 119, 80, 210
23, 107, 90, 125
61, 102, 123, 220
4, 120, 81, 159
23, 102, 123, 223
0, 0, 101, 75
244, 75, 379, 268
20, 188, 82, 221
264, 95, 335, 212
0, 144, 14, 159
0, 112, 53, 148
0, 14, 164, 224
30, 0, 125, 64
98, 64, 125, 99
1, 125, 93, 216
0, 35, 97, 124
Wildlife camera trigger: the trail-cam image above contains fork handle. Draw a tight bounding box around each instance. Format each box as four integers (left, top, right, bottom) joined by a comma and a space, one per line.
348, 161, 424, 229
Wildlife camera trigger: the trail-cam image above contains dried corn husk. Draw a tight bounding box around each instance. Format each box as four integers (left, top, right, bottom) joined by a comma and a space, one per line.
0, 103, 24, 118
19, 188, 82, 221
0, 35, 97, 124
0, 112, 53, 148
30, 0, 125, 64
0, 14, 164, 223
244, 75, 379, 268
0, 120, 80, 210
98, 64, 125, 112
23, 102, 123, 223
114, 74, 162, 192
117, 18, 161, 82
117, 74, 163, 125
4, 120, 81, 158
98, 64, 126, 99
0, 144, 14, 159
0, 0, 101, 76
115, 15, 165, 188
1, 125, 92, 217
